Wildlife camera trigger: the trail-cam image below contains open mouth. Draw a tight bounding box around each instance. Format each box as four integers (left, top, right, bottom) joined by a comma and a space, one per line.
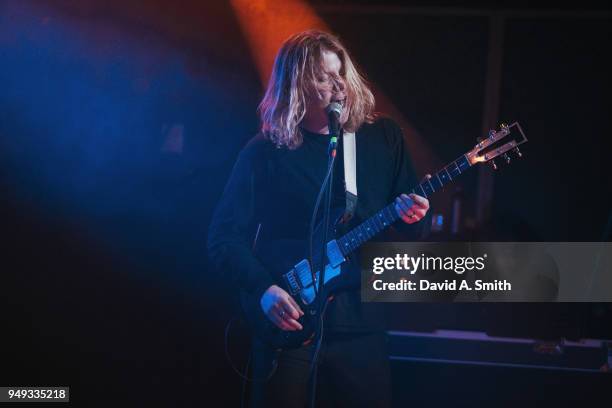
332, 98, 346, 107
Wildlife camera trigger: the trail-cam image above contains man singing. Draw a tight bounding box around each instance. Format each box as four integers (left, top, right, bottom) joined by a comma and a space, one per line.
208, 30, 429, 407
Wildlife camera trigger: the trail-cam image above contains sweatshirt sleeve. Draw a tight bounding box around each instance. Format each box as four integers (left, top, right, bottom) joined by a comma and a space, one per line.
384, 118, 431, 241
207, 141, 275, 301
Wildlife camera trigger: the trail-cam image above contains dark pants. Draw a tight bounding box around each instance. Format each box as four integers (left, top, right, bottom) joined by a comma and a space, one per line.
249, 331, 392, 408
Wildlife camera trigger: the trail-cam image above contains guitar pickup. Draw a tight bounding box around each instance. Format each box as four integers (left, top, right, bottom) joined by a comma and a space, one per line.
326, 240, 346, 268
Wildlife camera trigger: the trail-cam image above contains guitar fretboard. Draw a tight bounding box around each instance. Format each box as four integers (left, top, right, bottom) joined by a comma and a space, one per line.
337, 155, 470, 255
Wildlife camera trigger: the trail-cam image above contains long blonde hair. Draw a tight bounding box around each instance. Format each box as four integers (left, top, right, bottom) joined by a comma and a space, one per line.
258, 30, 375, 149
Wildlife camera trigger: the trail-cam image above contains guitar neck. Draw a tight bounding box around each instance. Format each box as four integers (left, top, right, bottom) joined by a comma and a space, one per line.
336, 154, 472, 256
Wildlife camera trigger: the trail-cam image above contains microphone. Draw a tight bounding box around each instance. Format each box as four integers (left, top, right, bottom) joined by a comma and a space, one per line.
325, 102, 343, 155
326, 101, 342, 136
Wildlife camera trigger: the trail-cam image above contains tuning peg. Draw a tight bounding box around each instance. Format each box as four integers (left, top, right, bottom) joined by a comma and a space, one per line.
490, 159, 498, 170
488, 129, 496, 140
503, 153, 511, 164
513, 146, 522, 157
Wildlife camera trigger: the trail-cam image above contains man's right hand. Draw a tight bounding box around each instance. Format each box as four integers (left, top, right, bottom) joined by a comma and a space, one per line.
260, 285, 304, 331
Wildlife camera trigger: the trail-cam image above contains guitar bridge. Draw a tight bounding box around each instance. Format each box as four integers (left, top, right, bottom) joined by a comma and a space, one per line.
281, 258, 317, 295
283, 271, 300, 295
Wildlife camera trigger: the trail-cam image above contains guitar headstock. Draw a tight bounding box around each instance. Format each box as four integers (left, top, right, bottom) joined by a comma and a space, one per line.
466, 122, 528, 169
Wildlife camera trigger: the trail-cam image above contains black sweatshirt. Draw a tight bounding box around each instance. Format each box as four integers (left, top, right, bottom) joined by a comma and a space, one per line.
208, 117, 427, 332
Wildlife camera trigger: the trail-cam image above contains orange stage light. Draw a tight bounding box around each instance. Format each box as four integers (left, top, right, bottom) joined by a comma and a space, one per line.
230, 0, 440, 176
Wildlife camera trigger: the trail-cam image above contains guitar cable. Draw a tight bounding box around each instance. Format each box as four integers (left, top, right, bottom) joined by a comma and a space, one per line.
224, 317, 280, 408
224, 317, 279, 381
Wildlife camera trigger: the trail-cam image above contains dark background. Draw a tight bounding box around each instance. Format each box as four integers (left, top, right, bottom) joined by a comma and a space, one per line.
1, 0, 611, 406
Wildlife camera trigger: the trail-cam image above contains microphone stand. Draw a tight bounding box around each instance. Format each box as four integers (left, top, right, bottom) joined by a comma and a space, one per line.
319, 105, 341, 298
309, 114, 340, 408
320, 132, 338, 293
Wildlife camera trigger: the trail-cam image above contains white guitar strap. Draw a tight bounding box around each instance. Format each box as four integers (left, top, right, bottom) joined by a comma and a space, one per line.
342, 130, 358, 222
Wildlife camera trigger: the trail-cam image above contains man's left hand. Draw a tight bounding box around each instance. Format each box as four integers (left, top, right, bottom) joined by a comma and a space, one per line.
395, 193, 429, 224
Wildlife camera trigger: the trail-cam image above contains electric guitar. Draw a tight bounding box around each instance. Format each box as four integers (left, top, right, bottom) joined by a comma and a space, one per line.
241, 122, 528, 349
